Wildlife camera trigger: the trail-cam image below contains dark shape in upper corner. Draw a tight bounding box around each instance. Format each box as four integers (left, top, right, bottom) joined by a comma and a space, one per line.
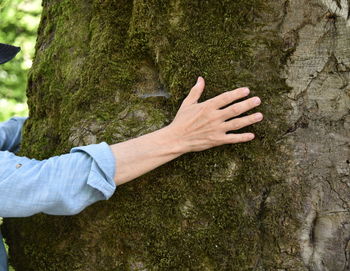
0, 43, 21, 64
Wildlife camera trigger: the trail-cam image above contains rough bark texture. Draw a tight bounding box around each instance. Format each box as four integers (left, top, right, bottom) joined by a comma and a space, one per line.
284, 1, 350, 270
3, 0, 349, 270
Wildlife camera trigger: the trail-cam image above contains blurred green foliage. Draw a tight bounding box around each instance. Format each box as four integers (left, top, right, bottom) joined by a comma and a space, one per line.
0, 0, 42, 121
1, 2, 41, 268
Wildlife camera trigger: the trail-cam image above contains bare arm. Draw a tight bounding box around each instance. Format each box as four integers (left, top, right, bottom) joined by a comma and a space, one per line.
110, 77, 263, 186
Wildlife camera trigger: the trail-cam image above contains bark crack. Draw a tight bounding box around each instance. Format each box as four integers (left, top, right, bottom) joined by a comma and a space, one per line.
324, 177, 350, 210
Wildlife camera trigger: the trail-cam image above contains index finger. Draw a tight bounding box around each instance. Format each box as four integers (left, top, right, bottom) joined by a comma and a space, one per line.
206, 87, 250, 109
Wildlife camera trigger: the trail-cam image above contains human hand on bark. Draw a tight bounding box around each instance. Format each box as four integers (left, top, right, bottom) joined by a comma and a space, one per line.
167, 76, 263, 153
110, 76, 262, 185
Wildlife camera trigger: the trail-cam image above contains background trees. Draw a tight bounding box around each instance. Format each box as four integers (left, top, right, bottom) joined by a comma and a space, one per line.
0, 2, 41, 270
3, 0, 350, 270
0, 0, 41, 121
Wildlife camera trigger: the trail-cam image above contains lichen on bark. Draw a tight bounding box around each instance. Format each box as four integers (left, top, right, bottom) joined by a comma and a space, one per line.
3, 0, 306, 270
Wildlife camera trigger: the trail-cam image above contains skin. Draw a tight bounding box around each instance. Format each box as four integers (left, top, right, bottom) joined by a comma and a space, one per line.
110, 76, 263, 185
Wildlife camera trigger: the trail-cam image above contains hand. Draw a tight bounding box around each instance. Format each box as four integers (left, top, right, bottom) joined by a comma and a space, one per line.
168, 76, 263, 153
110, 76, 263, 185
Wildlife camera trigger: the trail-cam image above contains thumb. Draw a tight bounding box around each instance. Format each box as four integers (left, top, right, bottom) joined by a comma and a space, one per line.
183, 76, 205, 105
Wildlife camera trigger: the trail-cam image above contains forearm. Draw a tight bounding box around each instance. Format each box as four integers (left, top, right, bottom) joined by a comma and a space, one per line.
110, 125, 185, 185
110, 77, 263, 186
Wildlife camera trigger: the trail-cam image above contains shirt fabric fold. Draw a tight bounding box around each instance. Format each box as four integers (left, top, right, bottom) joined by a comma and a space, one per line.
0, 117, 117, 271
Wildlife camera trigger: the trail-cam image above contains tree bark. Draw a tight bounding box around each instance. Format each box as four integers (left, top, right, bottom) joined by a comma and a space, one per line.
3, 0, 350, 270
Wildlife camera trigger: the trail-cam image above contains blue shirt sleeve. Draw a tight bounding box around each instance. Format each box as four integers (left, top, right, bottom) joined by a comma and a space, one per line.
0, 142, 116, 217
0, 117, 117, 218
0, 231, 7, 271
0, 117, 27, 152
0, 118, 117, 270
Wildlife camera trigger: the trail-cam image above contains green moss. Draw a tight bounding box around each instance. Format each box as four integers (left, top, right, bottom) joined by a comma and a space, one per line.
4, 0, 300, 270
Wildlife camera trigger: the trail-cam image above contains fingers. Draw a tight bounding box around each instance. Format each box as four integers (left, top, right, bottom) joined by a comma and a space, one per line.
223, 133, 256, 144
182, 76, 205, 105
206, 87, 250, 109
223, 112, 263, 131
220, 96, 261, 120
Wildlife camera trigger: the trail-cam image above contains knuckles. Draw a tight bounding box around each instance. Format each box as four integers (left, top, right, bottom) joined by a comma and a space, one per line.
229, 121, 239, 131
222, 93, 233, 105
229, 105, 239, 116
207, 132, 221, 144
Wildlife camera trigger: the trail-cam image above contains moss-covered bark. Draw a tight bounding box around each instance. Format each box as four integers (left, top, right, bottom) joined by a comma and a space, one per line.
3, 0, 306, 270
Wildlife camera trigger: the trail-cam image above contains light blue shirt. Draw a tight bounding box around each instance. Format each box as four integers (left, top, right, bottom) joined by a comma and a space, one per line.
0, 117, 117, 271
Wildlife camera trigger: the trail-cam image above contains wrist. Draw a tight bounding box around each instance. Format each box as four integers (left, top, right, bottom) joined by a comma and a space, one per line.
158, 125, 188, 157
110, 125, 187, 185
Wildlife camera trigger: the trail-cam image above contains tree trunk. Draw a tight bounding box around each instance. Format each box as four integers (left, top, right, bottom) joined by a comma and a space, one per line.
3, 0, 350, 270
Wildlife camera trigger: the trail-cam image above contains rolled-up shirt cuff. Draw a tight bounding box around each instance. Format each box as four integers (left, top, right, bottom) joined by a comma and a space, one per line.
70, 142, 116, 200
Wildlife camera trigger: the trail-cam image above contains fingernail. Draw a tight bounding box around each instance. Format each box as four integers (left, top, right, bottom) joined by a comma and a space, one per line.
242, 87, 250, 95
255, 113, 263, 120
253, 97, 261, 105
197, 76, 202, 84
248, 133, 255, 140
